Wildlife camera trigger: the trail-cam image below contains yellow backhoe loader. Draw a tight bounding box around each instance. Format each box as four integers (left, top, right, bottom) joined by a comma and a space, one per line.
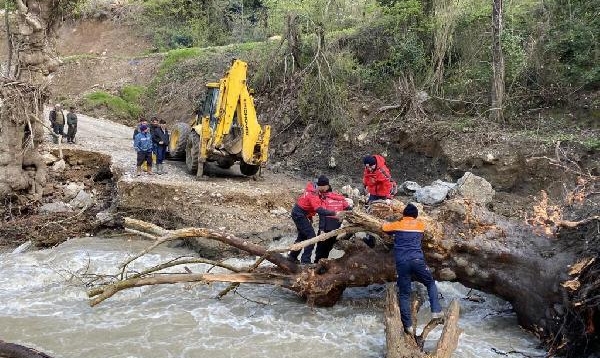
168, 59, 270, 177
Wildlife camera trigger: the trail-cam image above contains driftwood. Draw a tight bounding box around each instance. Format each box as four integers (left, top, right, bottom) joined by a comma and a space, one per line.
87, 199, 600, 357
384, 283, 461, 358
89, 214, 461, 356
0, 340, 53, 358
89, 217, 396, 307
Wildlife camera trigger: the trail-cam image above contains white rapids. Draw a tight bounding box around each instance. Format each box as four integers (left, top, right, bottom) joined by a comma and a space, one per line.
0, 237, 545, 358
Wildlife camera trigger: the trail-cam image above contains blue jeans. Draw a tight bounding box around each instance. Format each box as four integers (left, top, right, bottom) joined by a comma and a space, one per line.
156, 145, 167, 164
395, 258, 441, 328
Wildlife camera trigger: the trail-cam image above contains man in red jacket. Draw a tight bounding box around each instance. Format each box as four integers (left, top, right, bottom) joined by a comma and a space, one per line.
362, 154, 396, 247
363, 154, 395, 202
314, 188, 351, 262
288, 175, 336, 264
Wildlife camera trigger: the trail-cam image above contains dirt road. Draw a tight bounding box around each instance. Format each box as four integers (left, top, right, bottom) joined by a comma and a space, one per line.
44, 109, 304, 236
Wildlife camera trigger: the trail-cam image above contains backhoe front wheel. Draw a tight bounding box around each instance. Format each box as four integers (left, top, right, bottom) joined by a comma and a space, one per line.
239, 162, 260, 176
185, 131, 204, 176
168, 122, 191, 160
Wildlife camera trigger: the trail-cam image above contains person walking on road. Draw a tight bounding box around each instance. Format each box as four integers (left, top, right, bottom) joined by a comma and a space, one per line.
134, 124, 154, 176
66, 106, 78, 144
381, 203, 443, 335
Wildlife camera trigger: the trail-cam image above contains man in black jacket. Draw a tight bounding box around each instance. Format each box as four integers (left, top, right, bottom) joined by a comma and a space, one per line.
152, 119, 170, 174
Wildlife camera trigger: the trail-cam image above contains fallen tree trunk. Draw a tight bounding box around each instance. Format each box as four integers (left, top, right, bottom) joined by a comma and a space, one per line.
89, 199, 599, 356
90, 217, 397, 307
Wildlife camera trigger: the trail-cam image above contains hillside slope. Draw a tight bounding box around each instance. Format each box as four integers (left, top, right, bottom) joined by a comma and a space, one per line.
15, 19, 600, 221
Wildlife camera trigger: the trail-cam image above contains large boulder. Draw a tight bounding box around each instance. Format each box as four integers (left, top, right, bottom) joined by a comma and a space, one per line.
451, 172, 495, 204
415, 181, 455, 205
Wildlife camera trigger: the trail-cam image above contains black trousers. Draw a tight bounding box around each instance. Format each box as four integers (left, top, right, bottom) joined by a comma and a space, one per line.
289, 207, 316, 264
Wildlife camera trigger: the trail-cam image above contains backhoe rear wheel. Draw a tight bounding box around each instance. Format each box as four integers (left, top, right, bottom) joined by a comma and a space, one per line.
240, 162, 260, 176
185, 131, 200, 175
168, 122, 191, 160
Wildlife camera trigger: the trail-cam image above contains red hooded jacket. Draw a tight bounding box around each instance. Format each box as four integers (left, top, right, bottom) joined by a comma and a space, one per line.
318, 191, 350, 232
363, 155, 395, 198
296, 182, 328, 218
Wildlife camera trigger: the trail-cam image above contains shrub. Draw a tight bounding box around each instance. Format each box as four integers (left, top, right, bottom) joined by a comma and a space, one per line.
84, 88, 144, 121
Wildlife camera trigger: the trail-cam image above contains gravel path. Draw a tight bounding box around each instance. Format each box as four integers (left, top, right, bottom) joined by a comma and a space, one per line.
42, 108, 305, 196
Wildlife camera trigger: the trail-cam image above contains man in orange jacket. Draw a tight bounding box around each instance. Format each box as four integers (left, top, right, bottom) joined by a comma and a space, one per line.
382, 203, 443, 334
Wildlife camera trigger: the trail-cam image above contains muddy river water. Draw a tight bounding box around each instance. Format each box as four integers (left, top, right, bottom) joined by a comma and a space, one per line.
0, 237, 546, 357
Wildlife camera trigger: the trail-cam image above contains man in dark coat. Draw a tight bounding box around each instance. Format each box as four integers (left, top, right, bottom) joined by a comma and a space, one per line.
66, 106, 78, 144
152, 119, 170, 174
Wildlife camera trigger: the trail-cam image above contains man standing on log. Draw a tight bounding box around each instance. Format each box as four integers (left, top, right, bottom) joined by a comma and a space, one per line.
382, 203, 443, 334
288, 175, 337, 264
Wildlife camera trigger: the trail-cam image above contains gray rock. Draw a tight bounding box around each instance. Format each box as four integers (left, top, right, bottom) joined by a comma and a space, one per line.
328, 156, 337, 168
415, 183, 450, 205
39, 202, 72, 213
452, 172, 495, 204
400, 181, 421, 194
63, 182, 85, 201
69, 189, 93, 209
432, 179, 456, 190
51, 159, 66, 172
95, 211, 114, 224
41, 153, 58, 165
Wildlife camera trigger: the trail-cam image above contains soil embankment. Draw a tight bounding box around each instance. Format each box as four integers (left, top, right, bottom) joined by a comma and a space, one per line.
49, 111, 302, 247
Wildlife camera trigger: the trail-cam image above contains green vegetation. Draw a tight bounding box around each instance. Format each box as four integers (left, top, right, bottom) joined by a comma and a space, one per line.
94, 0, 597, 132
84, 85, 146, 122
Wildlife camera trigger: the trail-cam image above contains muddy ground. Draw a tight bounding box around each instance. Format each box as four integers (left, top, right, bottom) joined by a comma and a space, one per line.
1, 19, 598, 252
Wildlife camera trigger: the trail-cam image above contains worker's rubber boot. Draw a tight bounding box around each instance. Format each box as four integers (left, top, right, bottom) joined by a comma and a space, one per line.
146, 166, 154, 175
155, 164, 161, 175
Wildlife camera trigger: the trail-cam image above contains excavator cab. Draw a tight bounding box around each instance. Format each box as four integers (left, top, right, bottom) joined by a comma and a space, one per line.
168, 59, 271, 178
201, 85, 220, 130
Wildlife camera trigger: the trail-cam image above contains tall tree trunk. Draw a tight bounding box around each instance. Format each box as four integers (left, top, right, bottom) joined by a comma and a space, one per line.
0, 1, 74, 205
490, 0, 504, 121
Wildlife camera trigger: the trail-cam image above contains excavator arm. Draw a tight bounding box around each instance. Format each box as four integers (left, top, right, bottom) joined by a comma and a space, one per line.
206, 59, 270, 165
171, 59, 270, 177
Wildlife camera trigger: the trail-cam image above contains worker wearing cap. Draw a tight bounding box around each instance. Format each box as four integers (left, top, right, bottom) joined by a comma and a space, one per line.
362, 154, 395, 202
133, 124, 154, 175
288, 175, 336, 264
382, 203, 443, 335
